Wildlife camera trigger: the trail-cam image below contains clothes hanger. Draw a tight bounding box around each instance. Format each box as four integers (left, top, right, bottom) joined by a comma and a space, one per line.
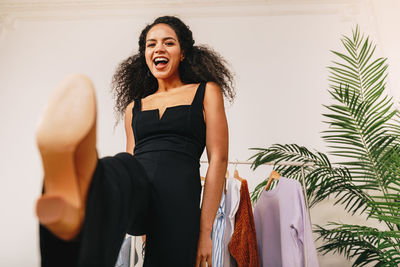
265, 170, 281, 191
233, 161, 244, 182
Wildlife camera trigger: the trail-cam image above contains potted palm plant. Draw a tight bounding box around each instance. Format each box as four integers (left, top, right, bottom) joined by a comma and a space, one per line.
249, 26, 400, 266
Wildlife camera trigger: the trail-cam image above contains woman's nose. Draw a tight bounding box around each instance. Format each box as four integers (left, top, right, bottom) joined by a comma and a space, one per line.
155, 43, 166, 53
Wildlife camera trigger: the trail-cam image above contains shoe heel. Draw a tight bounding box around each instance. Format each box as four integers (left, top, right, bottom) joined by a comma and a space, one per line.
36, 195, 83, 240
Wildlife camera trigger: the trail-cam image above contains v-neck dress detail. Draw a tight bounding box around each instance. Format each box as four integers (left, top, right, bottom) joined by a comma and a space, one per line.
132, 82, 206, 161
130, 81, 207, 266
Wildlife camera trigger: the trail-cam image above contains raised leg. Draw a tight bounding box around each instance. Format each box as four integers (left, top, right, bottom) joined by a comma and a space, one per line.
36, 74, 151, 267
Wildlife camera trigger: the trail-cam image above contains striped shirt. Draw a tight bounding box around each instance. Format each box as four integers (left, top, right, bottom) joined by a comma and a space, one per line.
211, 191, 226, 267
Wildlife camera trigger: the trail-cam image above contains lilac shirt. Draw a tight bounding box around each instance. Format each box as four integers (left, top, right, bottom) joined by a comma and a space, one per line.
253, 177, 319, 267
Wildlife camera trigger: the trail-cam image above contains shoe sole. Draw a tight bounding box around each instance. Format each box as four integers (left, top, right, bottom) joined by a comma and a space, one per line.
35, 73, 97, 240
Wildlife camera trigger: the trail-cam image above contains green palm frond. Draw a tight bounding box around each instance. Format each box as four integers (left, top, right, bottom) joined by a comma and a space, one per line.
315, 223, 400, 267
323, 26, 400, 235
250, 25, 400, 265
388, 110, 400, 136
324, 26, 399, 189
248, 144, 317, 203
249, 144, 375, 216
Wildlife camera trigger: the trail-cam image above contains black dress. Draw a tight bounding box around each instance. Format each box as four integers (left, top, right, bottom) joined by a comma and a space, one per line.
39, 81, 207, 267
132, 81, 206, 266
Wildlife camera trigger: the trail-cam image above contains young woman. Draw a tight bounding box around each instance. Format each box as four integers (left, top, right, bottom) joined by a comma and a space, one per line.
36, 15, 235, 267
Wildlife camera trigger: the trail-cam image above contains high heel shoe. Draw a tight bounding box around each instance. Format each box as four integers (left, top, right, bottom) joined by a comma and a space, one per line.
35, 73, 98, 241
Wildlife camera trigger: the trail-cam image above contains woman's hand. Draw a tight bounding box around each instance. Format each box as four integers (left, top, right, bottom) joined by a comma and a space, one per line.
195, 231, 213, 267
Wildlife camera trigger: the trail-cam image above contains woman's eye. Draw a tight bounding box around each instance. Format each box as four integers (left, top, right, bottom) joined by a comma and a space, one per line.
166, 42, 174, 46
147, 43, 155, 47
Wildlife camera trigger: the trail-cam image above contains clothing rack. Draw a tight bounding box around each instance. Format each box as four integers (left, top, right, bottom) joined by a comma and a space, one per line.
201, 159, 315, 267
200, 159, 314, 223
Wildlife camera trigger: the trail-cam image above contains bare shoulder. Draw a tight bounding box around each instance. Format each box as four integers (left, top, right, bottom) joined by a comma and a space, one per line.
203, 82, 225, 126
128, 100, 135, 109
126, 101, 135, 112
205, 81, 221, 92
124, 101, 135, 119
204, 81, 223, 104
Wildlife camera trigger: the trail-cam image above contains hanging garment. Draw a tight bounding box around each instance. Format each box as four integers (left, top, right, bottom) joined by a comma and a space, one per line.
228, 180, 260, 267
222, 177, 241, 267
211, 191, 226, 267
115, 236, 139, 267
253, 177, 319, 267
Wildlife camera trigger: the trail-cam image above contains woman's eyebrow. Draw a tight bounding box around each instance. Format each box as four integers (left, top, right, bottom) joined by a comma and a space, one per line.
146, 37, 177, 43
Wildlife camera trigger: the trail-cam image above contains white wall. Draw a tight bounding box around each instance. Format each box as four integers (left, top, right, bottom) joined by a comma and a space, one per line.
0, 0, 399, 266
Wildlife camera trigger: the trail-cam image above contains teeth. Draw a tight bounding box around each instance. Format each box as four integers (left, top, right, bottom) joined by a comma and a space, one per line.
154, 57, 169, 63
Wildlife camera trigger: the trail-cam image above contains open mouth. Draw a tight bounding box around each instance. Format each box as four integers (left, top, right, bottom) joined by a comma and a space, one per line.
154, 57, 169, 68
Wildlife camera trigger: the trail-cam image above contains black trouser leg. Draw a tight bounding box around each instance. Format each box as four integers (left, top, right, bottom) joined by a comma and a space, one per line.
39, 152, 151, 267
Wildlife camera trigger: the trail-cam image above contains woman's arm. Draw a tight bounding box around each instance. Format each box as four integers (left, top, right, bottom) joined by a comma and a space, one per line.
124, 101, 135, 155
196, 82, 229, 267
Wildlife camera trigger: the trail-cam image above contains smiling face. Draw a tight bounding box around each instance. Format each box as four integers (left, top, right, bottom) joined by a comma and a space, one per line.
145, 23, 184, 81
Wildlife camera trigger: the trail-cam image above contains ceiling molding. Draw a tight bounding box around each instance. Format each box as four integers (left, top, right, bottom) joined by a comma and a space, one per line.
0, 0, 361, 8
0, 0, 363, 17
0, 0, 364, 37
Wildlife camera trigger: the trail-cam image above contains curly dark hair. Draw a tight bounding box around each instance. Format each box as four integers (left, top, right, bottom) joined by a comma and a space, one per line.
111, 15, 236, 122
